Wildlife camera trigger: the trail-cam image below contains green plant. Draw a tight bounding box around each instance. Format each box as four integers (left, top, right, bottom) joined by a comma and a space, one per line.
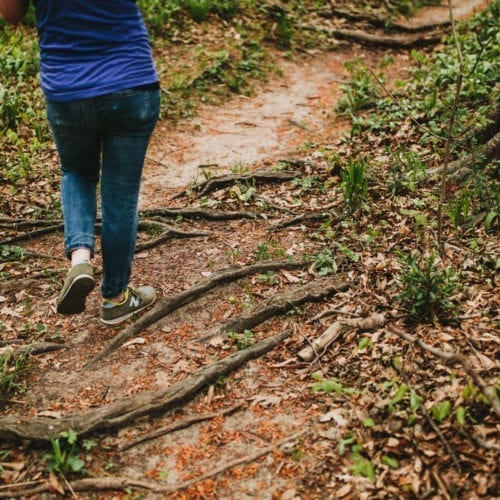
255, 240, 285, 261
341, 157, 369, 215
446, 189, 473, 229
338, 433, 375, 481
397, 251, 458, 322
0, 349, 30, 401
291, 175, 324, 194
388, 147, 427, 195
335, 59, 379, 115
44, 430, 86, 475
256, 271, 279, 285
311, 249, 337, 276
228, 329, 255, 350
431, 400, 452, 423
230, 181, 256, 203
311, 374, 357, 396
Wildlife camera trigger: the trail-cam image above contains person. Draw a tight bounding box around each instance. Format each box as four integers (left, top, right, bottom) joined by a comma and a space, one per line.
0, 0, 160, 325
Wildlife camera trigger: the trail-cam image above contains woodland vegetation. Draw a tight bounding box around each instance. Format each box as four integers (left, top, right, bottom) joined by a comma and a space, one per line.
0, 0, 498, 498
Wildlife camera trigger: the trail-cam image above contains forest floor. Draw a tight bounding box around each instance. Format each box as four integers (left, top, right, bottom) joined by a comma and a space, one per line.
0, 1, 498, 499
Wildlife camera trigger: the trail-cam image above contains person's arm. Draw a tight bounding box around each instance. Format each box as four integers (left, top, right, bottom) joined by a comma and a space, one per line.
0, 0, 30, 24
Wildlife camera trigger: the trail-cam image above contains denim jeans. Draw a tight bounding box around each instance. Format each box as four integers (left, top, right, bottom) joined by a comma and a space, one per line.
46, 88, 160, 299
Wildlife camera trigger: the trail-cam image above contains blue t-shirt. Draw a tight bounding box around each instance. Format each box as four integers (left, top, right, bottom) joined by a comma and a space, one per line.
34, 0, 158, 101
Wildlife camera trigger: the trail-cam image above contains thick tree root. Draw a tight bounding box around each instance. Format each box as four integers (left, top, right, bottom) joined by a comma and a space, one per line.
0, 429, 305, 498
301, 24, 442, 48
199, 276, 349, 344
141, 207, 258, 221
331, 7, 451, 32
0, 330, 290, 442
85, 261, 306, 368
194, 169, 298, 196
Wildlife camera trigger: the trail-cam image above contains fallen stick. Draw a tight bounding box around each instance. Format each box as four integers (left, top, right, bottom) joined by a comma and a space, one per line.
120, 403, 243, 451
0, 329, 291, 442
428, 131, 500, 183
85, 261, 305, 368
297, 313, 386, 361
387, 324, 500, 418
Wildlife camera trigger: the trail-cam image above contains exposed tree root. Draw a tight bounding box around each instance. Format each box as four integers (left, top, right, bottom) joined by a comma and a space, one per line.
194, 169, 298, 196
0, 329, 291, 442
297, 313, 386, 361
301, 24, 442, 48
120, 403, 244, 451
1, 224, 64, 246
141, 207, 258, 221
135, 222, 209, 252
387, 324, 500, 418
269, 212, 331, 231
0, 429, 306, 498
331, 7, 451, 32
0, 477, 166, 498
163, 430, 307, 495
0, 218, 63, 229
199, 276, 349, 344
85, 261, 306, 368
447, 130, 500, 183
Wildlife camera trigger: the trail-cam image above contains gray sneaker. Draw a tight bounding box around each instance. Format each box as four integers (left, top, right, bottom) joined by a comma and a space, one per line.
100, 286, 156, 325
56, 262, 95, 314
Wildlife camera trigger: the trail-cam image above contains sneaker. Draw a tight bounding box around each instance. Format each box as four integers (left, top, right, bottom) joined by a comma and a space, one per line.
56, 262, 95, 314
100, 286, 156, 325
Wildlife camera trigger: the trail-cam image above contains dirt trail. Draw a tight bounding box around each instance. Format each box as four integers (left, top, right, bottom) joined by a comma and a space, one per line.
143, 52, 349, 195
2, 1, 494, 499
141, 0, 489, 204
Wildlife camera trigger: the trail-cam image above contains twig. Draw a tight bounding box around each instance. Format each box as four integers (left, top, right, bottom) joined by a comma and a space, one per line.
387, 324, 500, 418
368, 68, 444, 141
164, 430, 308, 495
120, 403, 243, 451
0, 477, 167, 498
268, 211, 330, 232
437, 0, 465, 248
399, 374, 461, 473
431, 470, 452, 500
0, 480, 45, 491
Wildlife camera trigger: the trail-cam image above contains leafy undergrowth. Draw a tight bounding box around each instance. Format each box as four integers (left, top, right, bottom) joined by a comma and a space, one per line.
0, 1, 498, 499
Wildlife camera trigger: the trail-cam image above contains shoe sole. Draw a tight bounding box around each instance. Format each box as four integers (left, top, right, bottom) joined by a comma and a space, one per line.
100, 295, 156, 326
56, 274, 95, 314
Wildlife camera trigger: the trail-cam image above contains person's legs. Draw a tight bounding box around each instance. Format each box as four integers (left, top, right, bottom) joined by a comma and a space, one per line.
46, 98, 101, 313
96, 88, 159, 310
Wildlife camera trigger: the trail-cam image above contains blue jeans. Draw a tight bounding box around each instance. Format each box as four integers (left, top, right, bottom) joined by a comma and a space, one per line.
46, 88, 160, 299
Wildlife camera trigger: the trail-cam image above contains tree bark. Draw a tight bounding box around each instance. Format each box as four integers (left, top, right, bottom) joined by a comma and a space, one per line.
0, 330, 291, 442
